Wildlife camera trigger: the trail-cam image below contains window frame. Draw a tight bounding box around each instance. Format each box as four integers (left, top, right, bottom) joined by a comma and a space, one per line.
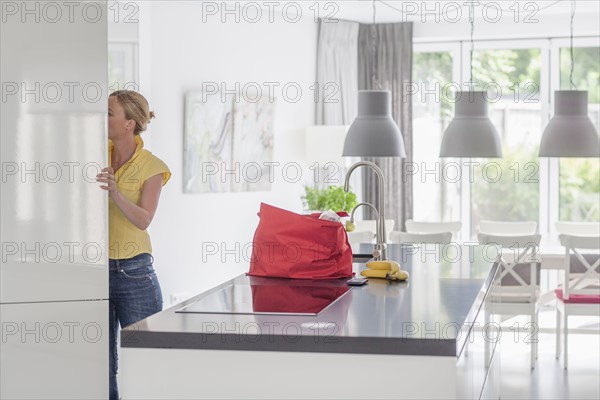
108, 41, 139, 91
413, 36, 599, 242
549, 36, 600, 238
412, 42, 464, 237
461, 38, 550, 238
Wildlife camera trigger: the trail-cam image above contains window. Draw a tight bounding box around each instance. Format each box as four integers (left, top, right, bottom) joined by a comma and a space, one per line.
558, 46, 600, 222
108, 42, 138, 92
412, 48, 461, 224
470, 47, 542, 232
414, 38, 600, 239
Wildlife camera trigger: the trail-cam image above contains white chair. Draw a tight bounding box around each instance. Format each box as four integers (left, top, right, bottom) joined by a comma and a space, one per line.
478, 233, 542, 370
406, 220, 461, 237
347, 230, 375, 253
389, 231, 453, 245
555, 221, 600, 236
478, 220, 537, 235
555, 234, 600, 369
353, 219, 395, 242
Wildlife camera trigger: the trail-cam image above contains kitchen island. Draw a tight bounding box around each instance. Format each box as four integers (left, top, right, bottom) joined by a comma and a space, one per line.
120, 244, 500, 399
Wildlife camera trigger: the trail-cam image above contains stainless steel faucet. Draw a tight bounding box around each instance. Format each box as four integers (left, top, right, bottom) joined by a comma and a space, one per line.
349, 202, 379, 257
344, 161, 387, 261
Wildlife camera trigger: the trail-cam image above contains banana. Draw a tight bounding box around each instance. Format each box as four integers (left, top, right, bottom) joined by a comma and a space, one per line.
366, 260, 401, 274
387, 270, 409, 281
361, 269, 388, 279
363, 260, 407, 281
366, 260, 390, 270
388, 261, 400, 274
361, 267, 409, 281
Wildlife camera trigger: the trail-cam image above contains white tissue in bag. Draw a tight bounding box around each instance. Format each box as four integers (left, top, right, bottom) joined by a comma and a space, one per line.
318, 210, 341, 223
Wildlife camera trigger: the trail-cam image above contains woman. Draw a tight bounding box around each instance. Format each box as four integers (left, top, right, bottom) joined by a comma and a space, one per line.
97, 90, 171, 400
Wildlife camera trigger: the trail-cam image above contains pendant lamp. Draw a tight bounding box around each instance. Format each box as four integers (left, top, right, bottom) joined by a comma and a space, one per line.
439, 13, 502, 158
439, 91, 502, 157
342, 90, 406, 157
342, 1, 405, 158
539, 1, 600, 157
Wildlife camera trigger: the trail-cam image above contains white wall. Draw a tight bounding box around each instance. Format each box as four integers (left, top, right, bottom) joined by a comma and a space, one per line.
137, 2, 318, 305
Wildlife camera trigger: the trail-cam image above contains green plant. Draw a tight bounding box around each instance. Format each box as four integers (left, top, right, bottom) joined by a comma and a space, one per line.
303, 185, 358, 213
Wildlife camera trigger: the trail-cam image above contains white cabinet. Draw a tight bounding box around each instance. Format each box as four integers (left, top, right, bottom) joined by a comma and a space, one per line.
1, 301, 108, 399
1, 1, 109, 398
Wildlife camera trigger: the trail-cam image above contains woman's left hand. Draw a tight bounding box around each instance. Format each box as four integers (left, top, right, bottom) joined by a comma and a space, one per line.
96, 167, 118, 199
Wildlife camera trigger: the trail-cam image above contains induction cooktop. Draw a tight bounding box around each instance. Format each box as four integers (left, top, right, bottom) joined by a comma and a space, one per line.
176, 283, 350, 316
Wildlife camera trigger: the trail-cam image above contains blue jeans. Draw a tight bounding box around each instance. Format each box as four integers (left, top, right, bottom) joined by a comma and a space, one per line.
109, 253, 163, 400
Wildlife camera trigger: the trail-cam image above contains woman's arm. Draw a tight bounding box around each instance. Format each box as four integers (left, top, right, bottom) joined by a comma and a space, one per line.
97, 167, 163, 230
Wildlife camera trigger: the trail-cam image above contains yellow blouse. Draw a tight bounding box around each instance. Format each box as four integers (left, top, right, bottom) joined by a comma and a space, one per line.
108, 135, 171, 260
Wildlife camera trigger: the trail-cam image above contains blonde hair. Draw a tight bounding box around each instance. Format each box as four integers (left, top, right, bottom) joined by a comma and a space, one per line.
110, 90, 155, 135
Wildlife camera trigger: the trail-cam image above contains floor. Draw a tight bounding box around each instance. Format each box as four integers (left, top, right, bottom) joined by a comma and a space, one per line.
498, 308, 600, 400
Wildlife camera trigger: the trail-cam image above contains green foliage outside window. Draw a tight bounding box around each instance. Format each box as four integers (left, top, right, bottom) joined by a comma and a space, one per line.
560, 159, 600, 221
472, 48, 541, 100
471, 49, 541, 224
472, 149, 540, 224
413, 51, 454, 122
560, 47, 600, 103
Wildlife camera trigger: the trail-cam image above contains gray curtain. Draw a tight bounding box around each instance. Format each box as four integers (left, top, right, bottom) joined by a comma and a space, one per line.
358, 22, 413, 231
314, 19, 361, 195
315, 19, 359, 125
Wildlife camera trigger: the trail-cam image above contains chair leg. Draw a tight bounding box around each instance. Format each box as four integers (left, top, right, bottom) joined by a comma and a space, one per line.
555, 306, 561, 360
530, 313, 536, 370
534, 324, 540, 362
563, 309, 568, 370
484, 309, 490, 368
532, 310, 540, 362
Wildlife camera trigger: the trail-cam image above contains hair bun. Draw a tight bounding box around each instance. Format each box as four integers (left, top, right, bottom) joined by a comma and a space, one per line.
148, 111, 155, 121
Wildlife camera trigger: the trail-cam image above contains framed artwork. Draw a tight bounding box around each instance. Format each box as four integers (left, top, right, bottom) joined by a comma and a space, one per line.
183, 92, 275, 193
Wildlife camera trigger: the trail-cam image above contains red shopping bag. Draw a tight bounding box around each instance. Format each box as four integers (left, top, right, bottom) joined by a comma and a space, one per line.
248, 203, 353, 279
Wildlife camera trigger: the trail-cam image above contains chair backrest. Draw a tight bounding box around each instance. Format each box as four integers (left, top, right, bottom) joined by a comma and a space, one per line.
353, 219, 395, 242
556, 221, 600, 236
558, 234, 600, 299
478, 220, 537, 235
477, 233, 542, 296
477, 233, 542, 250
389, 231, 453, 245
405, 220, 461, 235
347, 231, 375, 252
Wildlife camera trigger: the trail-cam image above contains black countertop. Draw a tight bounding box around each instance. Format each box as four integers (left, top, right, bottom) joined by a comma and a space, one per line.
121, 244, 497, 357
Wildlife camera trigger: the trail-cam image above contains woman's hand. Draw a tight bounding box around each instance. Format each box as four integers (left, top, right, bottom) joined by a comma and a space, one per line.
96, 167, 119, 199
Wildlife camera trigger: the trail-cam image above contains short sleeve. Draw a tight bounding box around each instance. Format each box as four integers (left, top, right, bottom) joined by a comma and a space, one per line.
143, 154, 171, 187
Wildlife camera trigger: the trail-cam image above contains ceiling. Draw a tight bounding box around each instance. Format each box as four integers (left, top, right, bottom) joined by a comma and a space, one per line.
329, 0, 600, 23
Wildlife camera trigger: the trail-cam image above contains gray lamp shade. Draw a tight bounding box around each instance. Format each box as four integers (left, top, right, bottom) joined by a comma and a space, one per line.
439, 91, 502, 158
342, 90, 406, 157
539, 90, 600, 157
